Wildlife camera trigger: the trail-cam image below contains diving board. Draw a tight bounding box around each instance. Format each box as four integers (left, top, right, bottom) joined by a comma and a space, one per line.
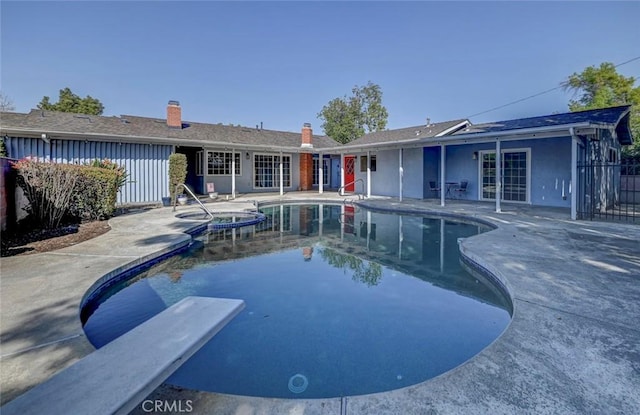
1, 296, 245, 415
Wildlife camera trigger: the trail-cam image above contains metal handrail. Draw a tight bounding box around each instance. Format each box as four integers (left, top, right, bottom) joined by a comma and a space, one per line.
172, 183, 214, 219
338, 178, 365, 199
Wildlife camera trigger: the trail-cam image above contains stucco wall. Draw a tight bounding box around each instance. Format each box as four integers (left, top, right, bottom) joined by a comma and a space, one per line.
354, 148, 423, 198
201, 151, 301, 194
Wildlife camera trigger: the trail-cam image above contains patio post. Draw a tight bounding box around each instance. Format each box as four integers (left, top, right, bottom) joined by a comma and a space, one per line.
440, 144, 446, 206
340, 153, 345, 196
279, 151, 284, 196
231, 148, 236, 199
367, 150, 371, 198
399, 148, 404, 202
570, 127, 578, 220
318, 152, 324, 194
496, 139, 502, 213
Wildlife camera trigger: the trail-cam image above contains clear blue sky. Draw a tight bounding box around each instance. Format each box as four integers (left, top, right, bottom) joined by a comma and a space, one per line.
2, 1, 639, 134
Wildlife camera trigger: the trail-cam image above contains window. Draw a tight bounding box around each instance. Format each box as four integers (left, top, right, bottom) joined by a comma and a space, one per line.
254, 154, 291, 188
480, 149, 530, 203
207, 151, 240, 175
196, 150, 204, 176
360, 155, 377, 172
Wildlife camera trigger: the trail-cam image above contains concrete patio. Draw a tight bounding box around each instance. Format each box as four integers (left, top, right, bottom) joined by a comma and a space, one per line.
1, 193, 639, 414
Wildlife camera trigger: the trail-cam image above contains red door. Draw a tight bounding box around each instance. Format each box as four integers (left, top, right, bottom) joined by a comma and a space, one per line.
344, 156, 355, 192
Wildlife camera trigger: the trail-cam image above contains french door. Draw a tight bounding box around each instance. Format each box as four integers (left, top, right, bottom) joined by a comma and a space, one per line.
480, 149, 530, 202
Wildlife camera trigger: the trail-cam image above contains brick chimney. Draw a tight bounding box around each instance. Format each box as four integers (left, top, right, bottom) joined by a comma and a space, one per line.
299, 123, 314, 191
167, 100, 181, 128
301, 122, 313, 148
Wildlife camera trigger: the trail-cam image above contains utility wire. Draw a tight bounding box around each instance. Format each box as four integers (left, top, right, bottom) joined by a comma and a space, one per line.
465, 55, 640, 119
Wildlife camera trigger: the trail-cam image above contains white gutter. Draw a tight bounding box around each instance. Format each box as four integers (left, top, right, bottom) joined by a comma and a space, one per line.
319, 121, 597, 153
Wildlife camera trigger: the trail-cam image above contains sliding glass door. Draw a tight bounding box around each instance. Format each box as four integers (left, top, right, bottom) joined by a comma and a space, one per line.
480, 149, 530, 203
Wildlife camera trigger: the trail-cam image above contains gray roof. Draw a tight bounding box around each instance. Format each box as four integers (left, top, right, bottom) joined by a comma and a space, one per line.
454, 105, 633, 144
343, 119, 469, 148
0, 109, 339, 150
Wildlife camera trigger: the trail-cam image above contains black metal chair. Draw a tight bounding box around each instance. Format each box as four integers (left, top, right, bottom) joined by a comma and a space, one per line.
454, 180, 469, 198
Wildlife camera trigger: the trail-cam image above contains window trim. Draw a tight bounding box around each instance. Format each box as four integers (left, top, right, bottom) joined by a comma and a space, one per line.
478, 147, 531, 204
252, 152, 292, 189
206, 151, 241, 176
360, 155, 377, 172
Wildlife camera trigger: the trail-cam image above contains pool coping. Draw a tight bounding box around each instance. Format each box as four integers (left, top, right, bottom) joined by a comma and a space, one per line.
2, 195, 639, 414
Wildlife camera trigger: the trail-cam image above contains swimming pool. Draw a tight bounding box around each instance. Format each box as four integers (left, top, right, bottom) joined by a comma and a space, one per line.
81, 203, 511, 399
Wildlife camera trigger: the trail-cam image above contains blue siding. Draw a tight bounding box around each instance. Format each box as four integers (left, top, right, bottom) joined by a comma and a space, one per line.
423, 136, 572, 207
353, 148, 423, 198
5, 137, 171, 204
423, 147, 440, 198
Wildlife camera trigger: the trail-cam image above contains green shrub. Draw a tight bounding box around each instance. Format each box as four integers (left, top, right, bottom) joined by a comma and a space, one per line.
12, 158, 124, 228
70, 166, 120, 220
85, 158, 127, 190
11, 159, 79, 229
169, 153, 187, 203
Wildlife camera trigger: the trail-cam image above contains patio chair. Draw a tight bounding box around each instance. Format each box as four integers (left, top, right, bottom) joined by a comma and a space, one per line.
428, 181, 441, 198
454, 180, 469, 198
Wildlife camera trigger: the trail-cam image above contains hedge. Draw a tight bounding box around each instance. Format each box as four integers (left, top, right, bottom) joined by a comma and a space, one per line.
70, 166, 120, 220
12, 158, 125, 229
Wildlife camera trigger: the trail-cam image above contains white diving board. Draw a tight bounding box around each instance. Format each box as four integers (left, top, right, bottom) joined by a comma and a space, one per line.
1, 296, 245, 415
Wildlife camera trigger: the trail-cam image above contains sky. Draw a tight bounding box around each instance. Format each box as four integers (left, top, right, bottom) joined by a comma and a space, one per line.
1, 1, 639, 134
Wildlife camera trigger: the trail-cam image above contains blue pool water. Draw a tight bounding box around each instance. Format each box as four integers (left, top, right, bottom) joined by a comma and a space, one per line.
81, 204, 511, 398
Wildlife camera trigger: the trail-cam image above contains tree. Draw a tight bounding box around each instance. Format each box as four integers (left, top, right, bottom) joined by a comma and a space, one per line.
318, 81, 388, 144
562, 62, 640, 157
0, 92, 15, 111
37, 87, 104, 115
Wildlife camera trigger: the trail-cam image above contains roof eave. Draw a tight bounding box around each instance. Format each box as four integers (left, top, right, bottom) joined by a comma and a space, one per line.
0, 127, 324, 153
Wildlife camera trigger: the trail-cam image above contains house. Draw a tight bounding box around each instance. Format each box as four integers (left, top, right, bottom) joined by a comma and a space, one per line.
0, 101, 339, 204
331, 105, 633, 220
0, 102, 633, 221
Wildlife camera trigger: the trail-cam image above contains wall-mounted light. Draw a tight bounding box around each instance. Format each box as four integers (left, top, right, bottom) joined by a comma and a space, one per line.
472, 151, 478, 160
246, 152, 250, 160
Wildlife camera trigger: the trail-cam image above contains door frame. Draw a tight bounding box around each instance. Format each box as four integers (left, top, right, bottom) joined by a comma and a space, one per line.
478, 147, 531, 203
344, 155, 356, 192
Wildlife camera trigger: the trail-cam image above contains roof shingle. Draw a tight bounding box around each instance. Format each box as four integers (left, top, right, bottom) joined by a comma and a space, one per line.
0, 109, 339, 150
